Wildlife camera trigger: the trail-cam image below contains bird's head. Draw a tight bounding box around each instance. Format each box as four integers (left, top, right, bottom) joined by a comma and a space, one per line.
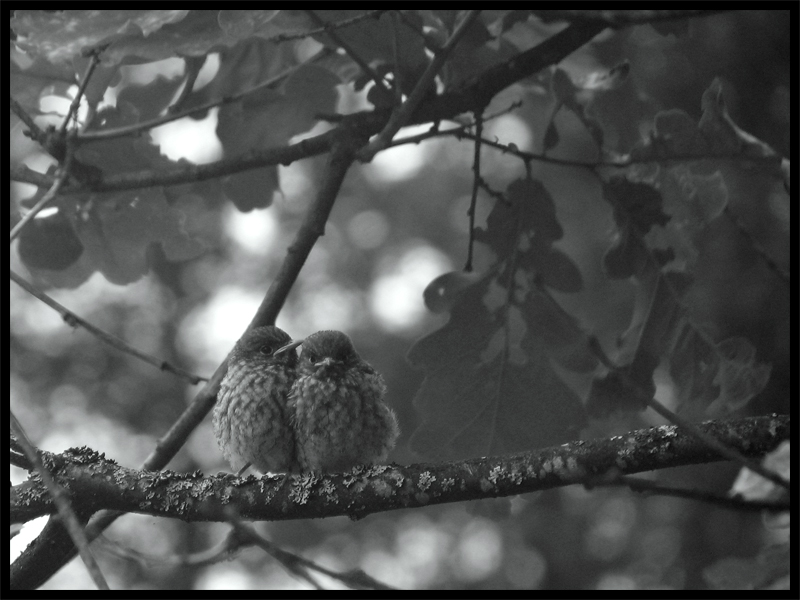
231, 326, 297, 367
277, 330, 361, 370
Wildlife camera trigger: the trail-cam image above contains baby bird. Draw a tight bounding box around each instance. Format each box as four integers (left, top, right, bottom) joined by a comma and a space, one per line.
285, 330, 400, 474
213, 326, 298, 475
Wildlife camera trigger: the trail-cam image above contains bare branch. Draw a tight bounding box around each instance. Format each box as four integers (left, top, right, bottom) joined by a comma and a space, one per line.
10, 144, 74, 243
9, 270, 207, 385
12, 415, 789, 526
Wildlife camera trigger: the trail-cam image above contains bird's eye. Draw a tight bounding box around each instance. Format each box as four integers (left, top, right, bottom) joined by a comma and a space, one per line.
259, 344, 275, 355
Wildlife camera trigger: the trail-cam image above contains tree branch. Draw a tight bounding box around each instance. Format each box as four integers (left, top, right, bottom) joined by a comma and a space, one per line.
12, 22, 609, 197
12, 415, 789, 527
10, 269, 207, 385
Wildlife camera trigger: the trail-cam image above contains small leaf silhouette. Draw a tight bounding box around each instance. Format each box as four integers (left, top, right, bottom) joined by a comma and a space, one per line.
18, 209, 84, 271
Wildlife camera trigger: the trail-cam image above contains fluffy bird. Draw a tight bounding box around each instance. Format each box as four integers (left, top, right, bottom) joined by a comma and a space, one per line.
213, 326, 298, 475
286, 330, 400, 474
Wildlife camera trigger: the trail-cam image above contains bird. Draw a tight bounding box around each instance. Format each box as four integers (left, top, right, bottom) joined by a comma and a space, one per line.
285, 330, 400, 474
212, 326, 299, 476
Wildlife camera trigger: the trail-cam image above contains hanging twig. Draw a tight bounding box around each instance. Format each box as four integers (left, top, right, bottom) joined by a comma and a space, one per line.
465, 110, 484, 272
9, 270, 207, 384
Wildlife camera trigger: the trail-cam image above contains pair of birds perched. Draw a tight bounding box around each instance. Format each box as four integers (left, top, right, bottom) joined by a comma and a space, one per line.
212, 327, 400, 476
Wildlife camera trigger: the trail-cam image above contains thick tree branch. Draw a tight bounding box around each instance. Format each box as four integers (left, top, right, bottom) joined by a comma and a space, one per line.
12, 415, 789, 527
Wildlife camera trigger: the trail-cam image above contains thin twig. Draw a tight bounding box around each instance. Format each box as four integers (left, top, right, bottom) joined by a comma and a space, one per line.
9, 269, 207, 385
97, 529, 251, 568
465, 110, 484, 272
10, 164, 55, 188
532, 9, 727, 27
358, 10, 483, 161
77, 49, 332, 143
722, 205, 789, 283
60, 49, 103, 136
588, 337, 790, 492
266, 10, 384, 44
476, 177, 509, 204
458, 131, 786, 171
10, 412, 110, 590
10, 145, 74, 243
390, 11, 403, 104
166, 56, 205, 114
14, 128, 338, 195
250, 136, 362, 327
393, 10, 442, 54
10, 95, 46, 144
385, 101, 524, 148
610, 475, 790, 512
226, 511, 394, 590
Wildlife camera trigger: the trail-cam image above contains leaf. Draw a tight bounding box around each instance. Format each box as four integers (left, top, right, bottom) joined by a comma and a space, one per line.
18, 209, 84, 271
602, 177, 670, 280
543, 120, 559, 152
11, 10, 192, 65
668, 324, 720, 409
216, 60, 339, 158
222, 167, 280, 212
706, 337, 772, 417
548, 68, 606, 149
409, 178, 589, 460
588, 272, 692, 416
311, 10, 430, 77
632, 78, 783, 170
76, 190, 204, 285
10, 45, 76, 127
525, 246, 583, 293
19, 112, 205, 286
408, 278, 494, 372
212, 57, 338, 210
623, 164, 728, 273
475, 178, 563, 258
179, 37, 297, 116
422, 270, 485, 313
440, 23, 519, 91
669, 327, 771, 417
218, 10, 280, 40
409, 300, 587, 460
115, 73, 187, 122
521, 291, 596, 373
730, 441, 789, 501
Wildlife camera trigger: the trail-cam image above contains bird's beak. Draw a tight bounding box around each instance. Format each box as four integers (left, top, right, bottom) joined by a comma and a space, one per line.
274, 339, 303, 356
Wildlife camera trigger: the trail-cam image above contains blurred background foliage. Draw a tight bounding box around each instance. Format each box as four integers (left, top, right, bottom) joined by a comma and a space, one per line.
10, 10, 789, 589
